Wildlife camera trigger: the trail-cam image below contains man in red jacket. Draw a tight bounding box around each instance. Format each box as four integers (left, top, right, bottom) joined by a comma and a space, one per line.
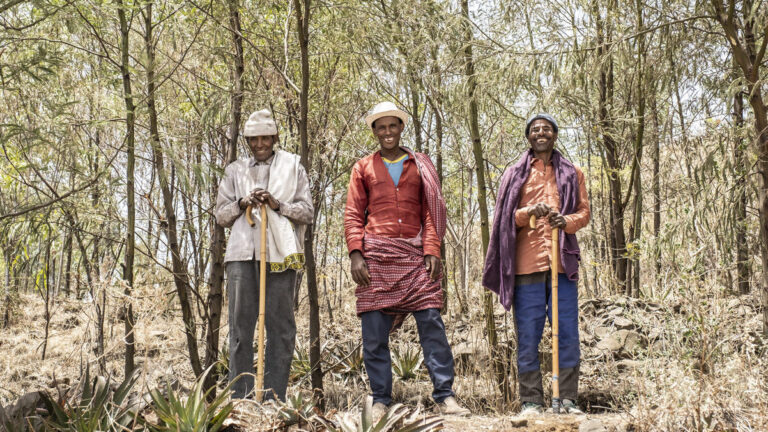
344, 102, 469, 418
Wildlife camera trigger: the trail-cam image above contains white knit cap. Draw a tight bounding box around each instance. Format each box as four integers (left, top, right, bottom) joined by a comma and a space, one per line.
364, 101, 409, 128
243, 109, 278, 137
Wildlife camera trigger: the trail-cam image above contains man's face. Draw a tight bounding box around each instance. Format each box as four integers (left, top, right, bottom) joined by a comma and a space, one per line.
372, 116, 404, 152
247, 135, 275, 162
527, 119, 557, 154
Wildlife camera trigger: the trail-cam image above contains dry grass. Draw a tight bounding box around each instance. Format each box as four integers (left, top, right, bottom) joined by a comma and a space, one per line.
0, 273, 766, 431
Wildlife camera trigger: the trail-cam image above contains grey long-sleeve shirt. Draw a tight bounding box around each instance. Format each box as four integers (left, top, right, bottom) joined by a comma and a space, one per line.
215, 153, 313, 262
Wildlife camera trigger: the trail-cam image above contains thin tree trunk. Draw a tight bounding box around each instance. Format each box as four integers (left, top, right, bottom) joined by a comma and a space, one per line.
410, 76, 423, 152
733, 80, 750, 295
22, 263, 29, 294
54, 235, 64, 300
463, 167, 472, 311
41, 239, 51, 360
117, 0, 136, 377
87, 152, 107, 373
144, 1, 202, 376
321, 190, 335, 323
628, 3, 646, 297
195, 138, 207, 272
181, 189, 200, 296
651, 86, 661, 292
461, 0, 510, 403
293, 0, 324, 408
3, 249, 10, 328
50, 255, 57, 306
63, 230, 72, 297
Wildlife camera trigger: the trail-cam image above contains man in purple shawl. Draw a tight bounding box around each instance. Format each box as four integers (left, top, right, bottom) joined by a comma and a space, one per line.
482, 113, 590, 415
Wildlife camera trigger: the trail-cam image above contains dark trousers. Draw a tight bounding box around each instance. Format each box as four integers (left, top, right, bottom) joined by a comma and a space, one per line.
514, 271, 580, 404
227, 261, 297, 401
361, 308, 455, 405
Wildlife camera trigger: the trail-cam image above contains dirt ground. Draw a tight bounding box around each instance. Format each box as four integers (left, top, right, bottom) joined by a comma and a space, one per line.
221, 398, 628, 432
441, 413, 619, 432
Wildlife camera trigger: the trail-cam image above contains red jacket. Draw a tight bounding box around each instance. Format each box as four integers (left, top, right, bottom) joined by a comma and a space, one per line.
344, 152, 441, 258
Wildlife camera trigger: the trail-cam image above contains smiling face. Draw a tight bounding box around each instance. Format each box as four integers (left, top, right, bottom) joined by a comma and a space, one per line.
247, 135, 275, 162
527, 119, 557, 155
372, 116, 404, 152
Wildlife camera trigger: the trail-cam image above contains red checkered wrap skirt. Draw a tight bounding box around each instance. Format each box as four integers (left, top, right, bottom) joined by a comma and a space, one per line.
355, 233, 443, 316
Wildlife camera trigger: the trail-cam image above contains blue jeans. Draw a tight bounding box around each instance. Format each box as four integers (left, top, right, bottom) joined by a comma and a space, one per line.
514, 271, 580, 403
361, 309, 455, 405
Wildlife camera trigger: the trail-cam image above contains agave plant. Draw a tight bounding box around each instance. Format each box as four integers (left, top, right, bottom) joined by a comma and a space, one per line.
324, 397, 442, 432
43, 367, 142, 431
392, 346, 423, 381
148, 366, 233, 432
216, 343, 230, 378
338, 342, 364, 376
327, 341, 365, 386
290, 343, 312, 382
275, 393, 318, 428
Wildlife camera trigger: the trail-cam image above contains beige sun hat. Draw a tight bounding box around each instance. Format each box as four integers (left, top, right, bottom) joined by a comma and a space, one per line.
243, 109, 278, 137
364, 101, 409, 128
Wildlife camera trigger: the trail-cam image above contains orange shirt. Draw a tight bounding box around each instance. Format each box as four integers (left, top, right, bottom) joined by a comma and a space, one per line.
514, 157, 590, 275
344, 152, 441, 258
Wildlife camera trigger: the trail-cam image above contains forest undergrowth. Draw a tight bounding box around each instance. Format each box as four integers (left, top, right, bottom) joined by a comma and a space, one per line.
0, 271, 765, 431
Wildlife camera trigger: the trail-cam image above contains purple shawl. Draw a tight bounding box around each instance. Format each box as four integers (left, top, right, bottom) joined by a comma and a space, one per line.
482, 149, 582, 311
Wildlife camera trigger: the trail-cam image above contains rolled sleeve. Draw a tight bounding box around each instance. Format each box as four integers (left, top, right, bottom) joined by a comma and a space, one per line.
564, 167, 591, 234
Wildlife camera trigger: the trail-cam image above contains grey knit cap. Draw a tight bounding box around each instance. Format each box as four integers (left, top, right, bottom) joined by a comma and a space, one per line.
524, 113, 559, 136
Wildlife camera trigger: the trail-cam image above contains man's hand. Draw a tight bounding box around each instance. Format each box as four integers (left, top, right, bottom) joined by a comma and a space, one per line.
424, 255, 442, 281
239, 194, 258, 210
548, 211, 567, 229
250, 188, 280, 211
350, 250, 371, 287
528, 203, 551, 218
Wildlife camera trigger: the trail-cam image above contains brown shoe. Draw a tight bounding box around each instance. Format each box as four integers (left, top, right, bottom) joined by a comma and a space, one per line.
435, 396, 470, 416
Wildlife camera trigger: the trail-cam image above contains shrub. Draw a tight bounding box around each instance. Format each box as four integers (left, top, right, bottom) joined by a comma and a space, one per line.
148, 367, 233, 432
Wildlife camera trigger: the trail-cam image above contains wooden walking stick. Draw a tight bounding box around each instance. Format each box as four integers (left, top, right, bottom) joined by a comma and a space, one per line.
529, 214, 561, 413
246, 204, 268, 402
551, 225, 560, 413
245, 204, 256, 227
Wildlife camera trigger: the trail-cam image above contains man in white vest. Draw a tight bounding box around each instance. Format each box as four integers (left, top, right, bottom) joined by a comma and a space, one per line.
215, 109, 313, 401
